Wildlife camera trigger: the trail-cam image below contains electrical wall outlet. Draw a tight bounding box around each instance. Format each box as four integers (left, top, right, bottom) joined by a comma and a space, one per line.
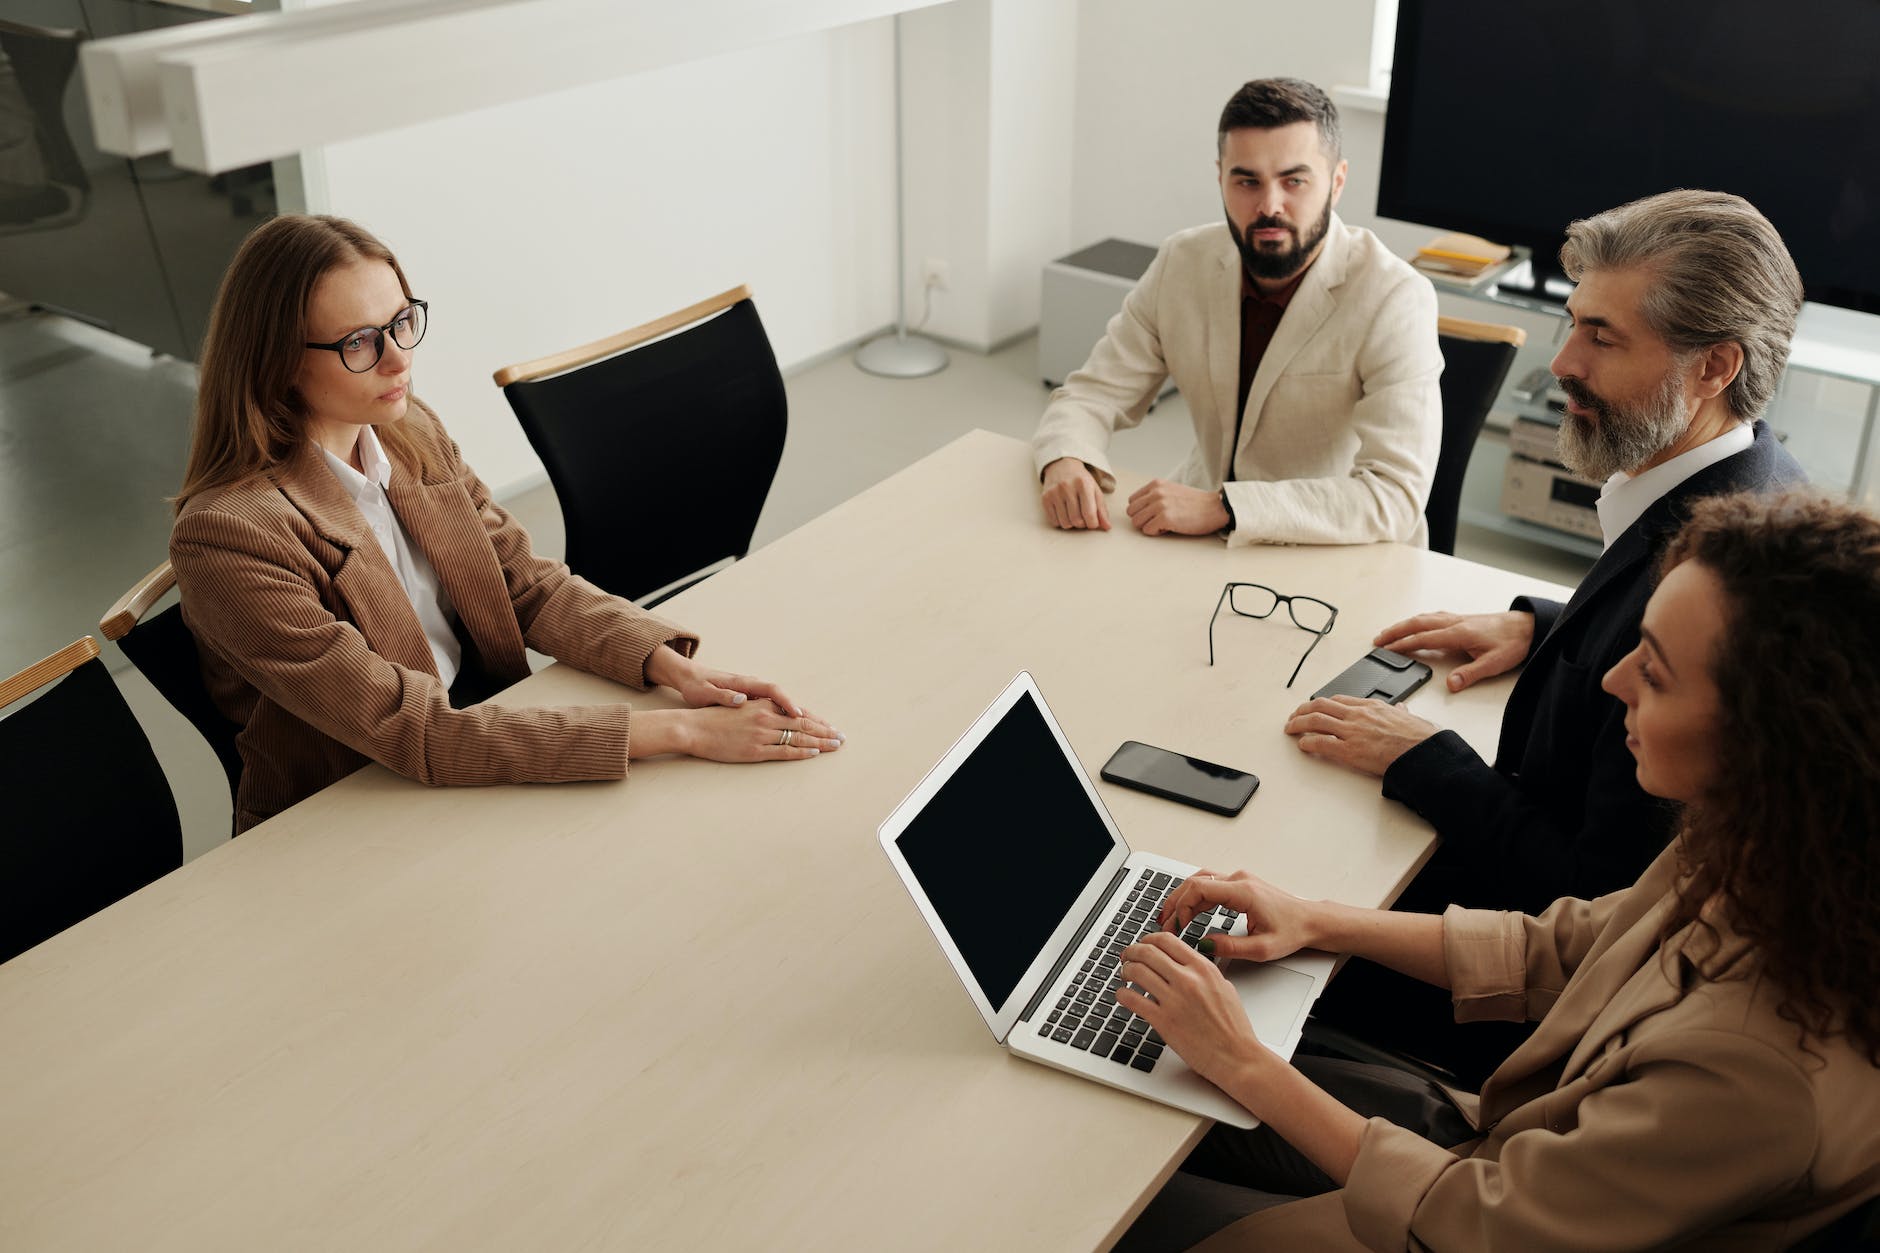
922, 258, 949, 290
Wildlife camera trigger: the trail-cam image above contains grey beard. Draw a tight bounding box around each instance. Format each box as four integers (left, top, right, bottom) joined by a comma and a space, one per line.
1555, 368, 1691, 481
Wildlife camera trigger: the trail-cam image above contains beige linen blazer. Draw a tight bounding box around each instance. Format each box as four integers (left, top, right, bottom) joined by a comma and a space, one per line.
1030, 216, 1442, 547
1195, 845, 1880, 1251
172, 401, 696, 833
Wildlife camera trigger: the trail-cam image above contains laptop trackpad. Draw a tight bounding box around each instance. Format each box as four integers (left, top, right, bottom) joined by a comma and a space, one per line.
1231, 961, 1319, 1052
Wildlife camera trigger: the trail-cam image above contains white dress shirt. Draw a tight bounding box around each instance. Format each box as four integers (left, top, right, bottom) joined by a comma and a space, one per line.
319, 425, 462, 687
1594, 421, 1754, 550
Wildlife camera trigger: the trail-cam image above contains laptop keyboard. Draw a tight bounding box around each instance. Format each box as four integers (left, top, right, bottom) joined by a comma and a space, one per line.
1037, 868, 1240, 1073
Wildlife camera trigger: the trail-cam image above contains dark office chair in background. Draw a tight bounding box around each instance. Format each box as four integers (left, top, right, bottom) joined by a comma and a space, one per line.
1427, 315, 1526, 556
1, 637, 183, 962
0, 17, 90, 233
101, 560, 243, 809
494, 284, 787, 607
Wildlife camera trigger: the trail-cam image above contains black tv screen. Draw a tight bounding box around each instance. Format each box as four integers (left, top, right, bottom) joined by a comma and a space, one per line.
1379, 0, 1880, 313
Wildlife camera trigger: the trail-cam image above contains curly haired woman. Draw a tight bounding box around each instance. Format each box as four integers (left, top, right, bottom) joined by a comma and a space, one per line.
1112, 490, 1880, 1251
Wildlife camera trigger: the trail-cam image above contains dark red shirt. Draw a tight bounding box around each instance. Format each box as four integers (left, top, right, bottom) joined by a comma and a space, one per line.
1233, 266, 1308, 465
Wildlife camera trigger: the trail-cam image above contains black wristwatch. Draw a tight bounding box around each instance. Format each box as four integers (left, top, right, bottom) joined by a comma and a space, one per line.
1219, 488, 1237, 533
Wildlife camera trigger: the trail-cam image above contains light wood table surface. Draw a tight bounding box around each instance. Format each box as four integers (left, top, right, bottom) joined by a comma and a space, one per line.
0, 431, 1572, 1251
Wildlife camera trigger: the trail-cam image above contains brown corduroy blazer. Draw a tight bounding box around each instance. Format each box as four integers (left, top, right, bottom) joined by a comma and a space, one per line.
1194, 844, 1880, 1252
171, 401, 697, 832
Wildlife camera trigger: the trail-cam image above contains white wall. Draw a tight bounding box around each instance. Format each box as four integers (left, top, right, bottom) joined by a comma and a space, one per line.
984, 0, 1080, 346
1063, 1, 1571, 404
309, 21, 898, 498
899, 0, 1079, 351
1068, 0, 1393, 250
292, 0, 1460, 499
900, 3, 995, 347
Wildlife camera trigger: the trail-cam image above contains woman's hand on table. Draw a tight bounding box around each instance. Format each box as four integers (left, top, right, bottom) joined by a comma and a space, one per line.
682, 700, 843, 763
631, 700, 844, 763
646, 645, 808, 719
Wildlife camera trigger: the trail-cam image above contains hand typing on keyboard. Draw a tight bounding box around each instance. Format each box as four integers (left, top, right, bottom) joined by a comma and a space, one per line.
1110, 868, 1323, 1089
1037, 868, 1240, 1073
1155, 868, 1318, 965
1114, 929, 1269, 1089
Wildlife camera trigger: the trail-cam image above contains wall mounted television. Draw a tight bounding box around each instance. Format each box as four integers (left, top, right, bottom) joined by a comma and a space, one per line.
1378, 0, 1880, 314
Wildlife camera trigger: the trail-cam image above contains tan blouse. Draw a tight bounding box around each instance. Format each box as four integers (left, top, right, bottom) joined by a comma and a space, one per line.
1196, 844, 1880, 1251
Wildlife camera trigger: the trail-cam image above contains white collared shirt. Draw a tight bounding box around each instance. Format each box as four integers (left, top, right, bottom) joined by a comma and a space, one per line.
319, 425, 462, 688
1594, 422, 1755, 550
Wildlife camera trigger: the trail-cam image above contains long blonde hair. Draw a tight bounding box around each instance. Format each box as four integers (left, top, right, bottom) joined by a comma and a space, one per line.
176, 214, 432, 511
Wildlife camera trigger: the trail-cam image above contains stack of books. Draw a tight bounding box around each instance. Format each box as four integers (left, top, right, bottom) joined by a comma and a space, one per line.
1412, 232, 1516, 289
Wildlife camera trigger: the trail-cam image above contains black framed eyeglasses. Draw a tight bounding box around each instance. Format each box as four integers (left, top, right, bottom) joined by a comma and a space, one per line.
1208, 581, 1338, 688
305, 300, 428, 373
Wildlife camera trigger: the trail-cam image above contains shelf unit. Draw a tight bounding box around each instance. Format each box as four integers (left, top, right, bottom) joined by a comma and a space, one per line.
1457, 428, 1603, 563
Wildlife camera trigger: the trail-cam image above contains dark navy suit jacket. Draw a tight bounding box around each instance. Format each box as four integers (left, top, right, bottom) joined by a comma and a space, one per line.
1381, 420, 1804, 915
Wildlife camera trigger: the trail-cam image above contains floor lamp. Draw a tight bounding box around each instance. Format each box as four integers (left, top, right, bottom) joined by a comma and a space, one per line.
855, 12, 948, 378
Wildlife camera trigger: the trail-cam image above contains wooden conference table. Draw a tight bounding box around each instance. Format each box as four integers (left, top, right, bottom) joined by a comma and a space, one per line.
0, 431, 1573, 1251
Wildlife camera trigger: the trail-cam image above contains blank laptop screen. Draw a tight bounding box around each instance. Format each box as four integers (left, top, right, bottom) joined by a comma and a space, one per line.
895, 691, 1116, 1012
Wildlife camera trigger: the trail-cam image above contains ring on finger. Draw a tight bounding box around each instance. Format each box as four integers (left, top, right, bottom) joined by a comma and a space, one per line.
778, 728, 794, 747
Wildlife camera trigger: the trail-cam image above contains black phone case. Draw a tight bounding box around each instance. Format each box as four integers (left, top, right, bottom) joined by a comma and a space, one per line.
1099, 742, 1259, 817
1310, 647, 1434, 704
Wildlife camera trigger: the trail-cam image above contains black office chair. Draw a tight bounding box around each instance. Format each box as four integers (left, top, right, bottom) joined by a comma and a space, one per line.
494, 285, 788, 607
101, 561, 244, 809
1, 637, 183, 962
1428, 316, 1526, 556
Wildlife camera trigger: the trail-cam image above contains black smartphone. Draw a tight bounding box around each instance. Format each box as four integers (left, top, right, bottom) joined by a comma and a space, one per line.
1099, 741, 1259, 817
1310, 647, 1433, 704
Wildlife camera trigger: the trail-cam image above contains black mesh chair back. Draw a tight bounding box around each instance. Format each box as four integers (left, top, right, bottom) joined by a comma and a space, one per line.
496, 286, 787, 607
1, 638, 182, 962
117, 603, 244, 802
1429, 316, 1525, 556
102, 562, 243, 807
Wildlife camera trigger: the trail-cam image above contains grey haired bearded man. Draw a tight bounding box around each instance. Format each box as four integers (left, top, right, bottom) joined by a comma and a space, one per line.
1287, 188, 1808, 1085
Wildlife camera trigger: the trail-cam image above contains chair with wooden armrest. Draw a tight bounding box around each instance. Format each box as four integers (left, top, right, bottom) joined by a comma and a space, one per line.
1430, 316, 1527, 557
493, 284, 787, 607
1, 637, 182, 961
101, 561, 243, 807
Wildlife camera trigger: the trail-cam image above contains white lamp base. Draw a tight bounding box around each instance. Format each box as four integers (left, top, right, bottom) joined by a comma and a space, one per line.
855, 330, 949, 378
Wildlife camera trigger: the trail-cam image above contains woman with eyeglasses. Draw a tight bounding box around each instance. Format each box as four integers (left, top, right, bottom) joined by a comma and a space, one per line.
172, 214, 840, 833
1110, 490, 1880, 1251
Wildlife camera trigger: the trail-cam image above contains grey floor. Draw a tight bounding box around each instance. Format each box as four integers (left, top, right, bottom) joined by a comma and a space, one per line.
1, 310, 1592, 862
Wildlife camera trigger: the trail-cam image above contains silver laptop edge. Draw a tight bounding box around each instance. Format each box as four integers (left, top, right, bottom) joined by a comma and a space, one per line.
878, 672, 1332, 1129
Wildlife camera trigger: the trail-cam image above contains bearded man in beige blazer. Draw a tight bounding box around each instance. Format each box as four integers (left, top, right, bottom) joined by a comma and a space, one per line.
1033, 78, 1442, 546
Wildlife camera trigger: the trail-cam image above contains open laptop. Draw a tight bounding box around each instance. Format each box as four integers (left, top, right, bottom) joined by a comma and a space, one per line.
878, 672, 1333, 1128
